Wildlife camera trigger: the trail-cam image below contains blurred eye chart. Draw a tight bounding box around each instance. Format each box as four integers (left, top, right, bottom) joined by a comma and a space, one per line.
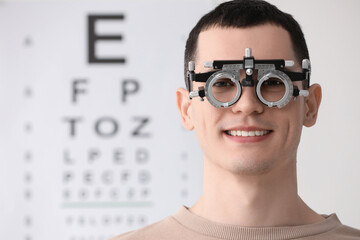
1, 1, 360, 240
0, 1, 212, 240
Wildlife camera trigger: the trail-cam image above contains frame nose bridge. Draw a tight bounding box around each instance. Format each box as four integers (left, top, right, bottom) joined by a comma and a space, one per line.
239, 81, 258, 99
238, 69, 259, 89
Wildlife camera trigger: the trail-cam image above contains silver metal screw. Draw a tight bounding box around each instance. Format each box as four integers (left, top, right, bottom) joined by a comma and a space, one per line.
245, 48, 252, 57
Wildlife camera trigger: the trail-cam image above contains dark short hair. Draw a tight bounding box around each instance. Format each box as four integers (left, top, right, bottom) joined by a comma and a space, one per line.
184, 0, 309, 89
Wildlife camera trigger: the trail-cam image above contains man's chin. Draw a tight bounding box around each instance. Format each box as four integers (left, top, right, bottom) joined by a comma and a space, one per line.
228, 159, 274, 176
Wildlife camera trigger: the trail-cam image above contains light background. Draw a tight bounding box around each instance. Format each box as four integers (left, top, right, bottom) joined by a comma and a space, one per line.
0, 0, 359, 239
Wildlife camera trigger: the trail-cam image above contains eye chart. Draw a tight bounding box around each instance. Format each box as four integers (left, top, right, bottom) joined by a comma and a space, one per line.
0, 1, 213, 240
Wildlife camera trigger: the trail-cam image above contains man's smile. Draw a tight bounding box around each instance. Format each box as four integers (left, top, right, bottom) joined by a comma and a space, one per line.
225, 130, 271, 137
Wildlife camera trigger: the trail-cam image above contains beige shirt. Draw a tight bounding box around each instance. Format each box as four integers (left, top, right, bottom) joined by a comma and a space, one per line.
110, 206, 360, 240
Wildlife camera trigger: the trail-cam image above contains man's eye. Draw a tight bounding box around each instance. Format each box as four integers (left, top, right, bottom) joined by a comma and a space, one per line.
213, 79, 234, 87
263, 78, 284, 86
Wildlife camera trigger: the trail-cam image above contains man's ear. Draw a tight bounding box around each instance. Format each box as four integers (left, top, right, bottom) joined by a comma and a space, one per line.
303, 83, 322, 127
176, 88, 194, 130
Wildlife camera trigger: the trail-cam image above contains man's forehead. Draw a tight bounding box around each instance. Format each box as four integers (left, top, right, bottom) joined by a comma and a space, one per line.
196, 24, 296, 64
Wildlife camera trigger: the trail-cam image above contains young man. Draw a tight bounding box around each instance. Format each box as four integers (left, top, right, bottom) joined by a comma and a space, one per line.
111, 0, 360, 239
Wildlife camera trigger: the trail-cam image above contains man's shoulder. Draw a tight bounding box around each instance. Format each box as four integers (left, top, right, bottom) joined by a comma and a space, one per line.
327, 224, 360, 239
109, 216, 183, 240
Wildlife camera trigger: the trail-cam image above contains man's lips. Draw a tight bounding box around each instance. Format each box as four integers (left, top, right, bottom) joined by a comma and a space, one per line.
223, 128, 272, 143
225, 129, 271, 137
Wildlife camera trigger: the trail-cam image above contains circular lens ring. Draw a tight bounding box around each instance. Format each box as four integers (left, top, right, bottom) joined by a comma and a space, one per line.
256, 70, 293, 108
205, 70, 241, 108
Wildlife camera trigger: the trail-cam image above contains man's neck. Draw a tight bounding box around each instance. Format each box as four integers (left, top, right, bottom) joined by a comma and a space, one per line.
190, 158, 324, 227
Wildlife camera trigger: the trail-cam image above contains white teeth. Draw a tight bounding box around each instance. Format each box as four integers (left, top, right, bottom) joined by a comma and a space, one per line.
226, 130, 270, 137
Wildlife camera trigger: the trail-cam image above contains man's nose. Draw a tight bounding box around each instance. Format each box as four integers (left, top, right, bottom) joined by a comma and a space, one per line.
231, 85, 264, 115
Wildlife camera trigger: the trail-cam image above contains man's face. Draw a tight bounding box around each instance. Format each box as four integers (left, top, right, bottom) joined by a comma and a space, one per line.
177, 24, 319, 176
